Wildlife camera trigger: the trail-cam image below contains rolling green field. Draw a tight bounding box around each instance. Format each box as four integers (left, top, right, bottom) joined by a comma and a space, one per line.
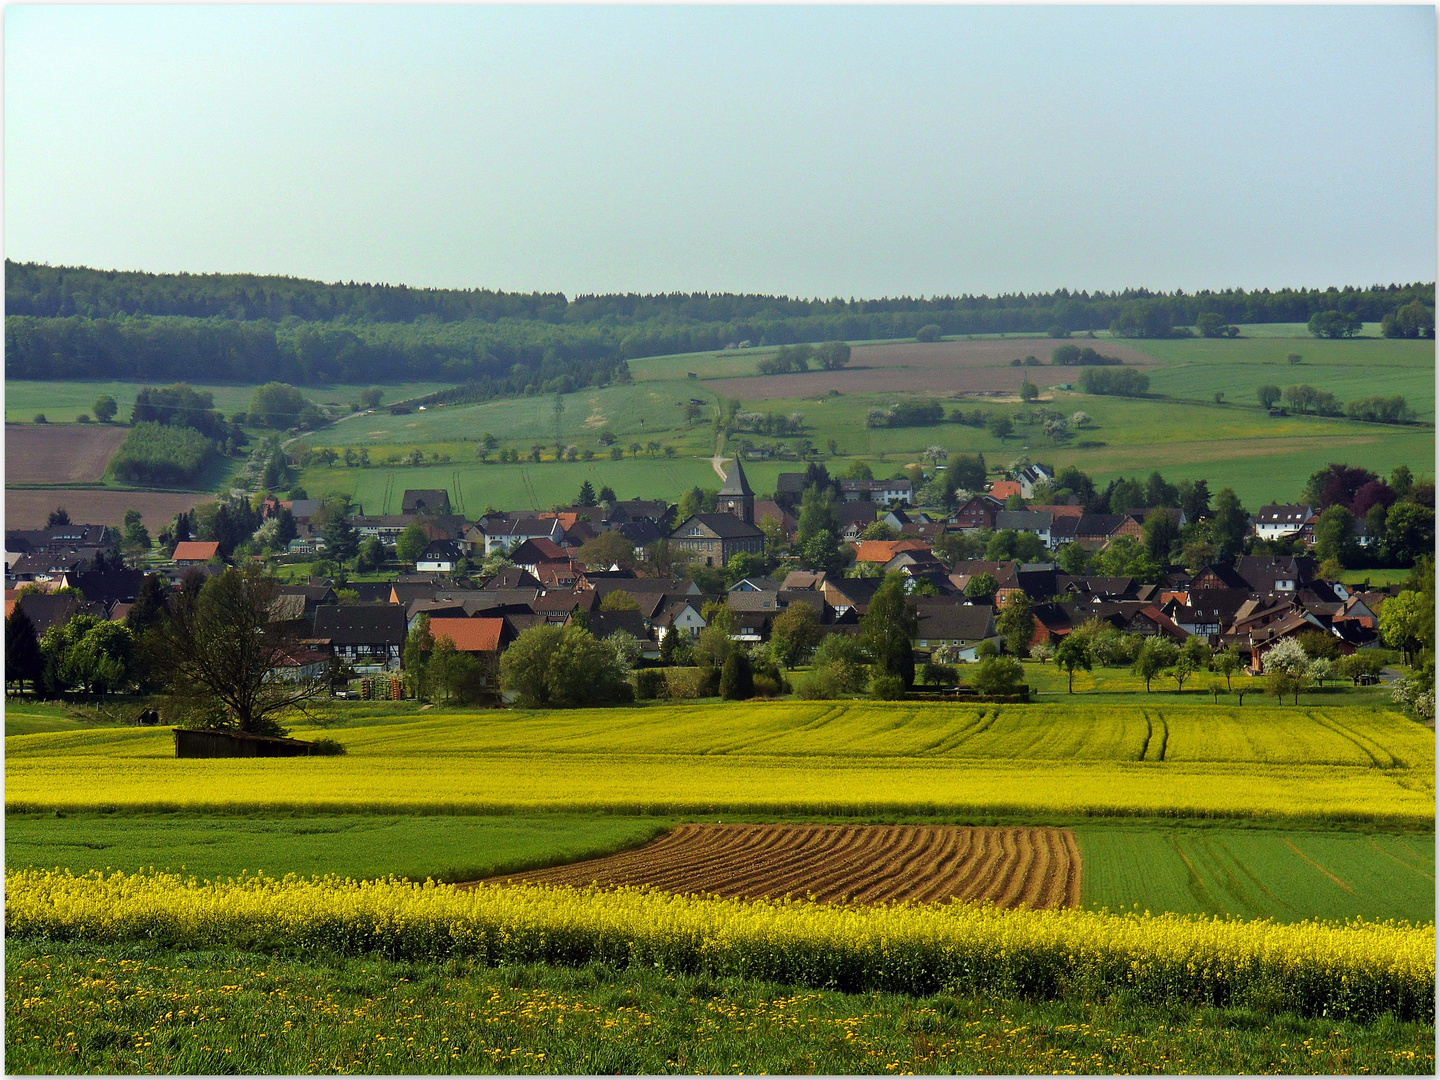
1075, 826, 1435, 924
6, 702, 1432, 824
3, 813, 669, 884
285, 326, 1433, 511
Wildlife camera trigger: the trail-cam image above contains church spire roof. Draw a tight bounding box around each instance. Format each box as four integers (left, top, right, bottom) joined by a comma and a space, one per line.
718, 457, 754, 497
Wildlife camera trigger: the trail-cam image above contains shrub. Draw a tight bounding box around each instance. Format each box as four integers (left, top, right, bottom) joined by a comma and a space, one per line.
33, 414, 47, 424
75, 413, 91, 424
916, 324, 941, 343
869, 673, 906, 700
306, 738, 347, 756
719, 653, 754, 700
633, 669, 667, 700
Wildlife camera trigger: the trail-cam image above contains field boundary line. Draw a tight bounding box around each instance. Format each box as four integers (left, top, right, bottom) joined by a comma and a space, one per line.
1283, 839, 1355, 893
1367, 838, 1436, 882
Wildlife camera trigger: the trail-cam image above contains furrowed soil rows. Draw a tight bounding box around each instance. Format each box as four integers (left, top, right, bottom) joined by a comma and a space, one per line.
5, 424, 128, 484
708, 338, 1158, 400
479, 823, 1080, 908
4, 489, 201, 531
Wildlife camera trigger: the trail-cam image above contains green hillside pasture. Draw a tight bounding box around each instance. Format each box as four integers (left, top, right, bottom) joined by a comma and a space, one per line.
294, 378, 1433, 511
1128, 334, 1435, 419
3, 380, 453, 425
6, 703, 1432, 824
299, 457, 734, 517
302, 382, 721, 451
3, 813, 669, 884
1077, 826, 1435, 924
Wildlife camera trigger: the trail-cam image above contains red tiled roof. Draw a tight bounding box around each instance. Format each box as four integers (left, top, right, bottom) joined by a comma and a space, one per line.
173, 541, 221, 562
989, 481, 1022, 500
428, 617, 504, 653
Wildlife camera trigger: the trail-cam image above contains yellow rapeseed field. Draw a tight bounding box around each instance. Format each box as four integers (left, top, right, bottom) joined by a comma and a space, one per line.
7, 869, 1432, 1022
5, 703, 1433, 824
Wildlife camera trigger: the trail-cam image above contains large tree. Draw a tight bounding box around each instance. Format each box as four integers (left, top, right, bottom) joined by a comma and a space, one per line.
768, 600, 822, 669
797, 483, 844, 574
996, 593, 1034, 657
859, 573, 918, 688
156, 562, 325, 733
5, 605, 44, 694
1210, 487, 1248, 561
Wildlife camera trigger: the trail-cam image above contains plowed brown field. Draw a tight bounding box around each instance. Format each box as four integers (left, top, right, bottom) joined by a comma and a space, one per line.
479, 823, 1081, 908
708, 338, 1158, 400
5, 424, 129, 484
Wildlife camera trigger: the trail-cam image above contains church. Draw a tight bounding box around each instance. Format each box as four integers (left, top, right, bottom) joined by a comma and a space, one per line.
667, 458, 766, 567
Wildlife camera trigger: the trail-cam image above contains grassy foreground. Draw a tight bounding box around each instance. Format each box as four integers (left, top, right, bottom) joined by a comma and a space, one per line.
7, 940, 1432, 1075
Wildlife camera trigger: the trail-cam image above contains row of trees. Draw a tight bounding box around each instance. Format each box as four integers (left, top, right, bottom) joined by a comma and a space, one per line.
10, 261, 1428, 334
755, 341, 852, 375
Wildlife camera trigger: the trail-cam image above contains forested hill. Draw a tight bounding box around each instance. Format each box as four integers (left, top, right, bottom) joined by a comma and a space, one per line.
7, 260, 1432, 327
4, 260, 1433, 387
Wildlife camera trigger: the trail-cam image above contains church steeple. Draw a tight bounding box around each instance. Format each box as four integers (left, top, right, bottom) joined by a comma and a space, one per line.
717, 457, 754, 525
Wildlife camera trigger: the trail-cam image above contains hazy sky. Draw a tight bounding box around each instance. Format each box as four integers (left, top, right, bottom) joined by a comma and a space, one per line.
5, 5, 1435, 298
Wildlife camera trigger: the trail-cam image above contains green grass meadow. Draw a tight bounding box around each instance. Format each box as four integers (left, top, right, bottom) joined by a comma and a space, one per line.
11, 940, 1431, 1076
1075, 826, 1435, 924
288, 327, 1432, 510
4, 813, 670, 884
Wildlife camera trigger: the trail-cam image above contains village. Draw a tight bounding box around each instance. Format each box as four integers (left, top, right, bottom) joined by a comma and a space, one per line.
5, 452, 1422, 705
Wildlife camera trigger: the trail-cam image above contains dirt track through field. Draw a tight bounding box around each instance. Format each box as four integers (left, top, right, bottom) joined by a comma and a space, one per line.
475, 823, 1081, 908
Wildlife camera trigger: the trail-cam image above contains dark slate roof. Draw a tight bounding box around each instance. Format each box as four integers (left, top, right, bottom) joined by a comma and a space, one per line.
401, 489, 451, 514
481, 568, 543, 591
671, 514, 765, 540
996, 510, 1054, 532
614, 519, 664, 546
5, 525, 111, 553
1075, 514, 1126, 538
1057, 575, 1138, 600
718, 458, 754, 497
12, 592, 108, 635
68, 570, 145, 606
312, 604, 408, 645
912, 599, 996, 642
587, 610, 651, 640
419, 540, 464, 561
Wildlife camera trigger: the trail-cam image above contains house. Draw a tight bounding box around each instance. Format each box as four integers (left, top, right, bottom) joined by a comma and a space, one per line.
172, 541, 221, 566
474, 515, 568, 556
268, 646, 330, 682
401, 489, 452, 515
954, 494, 1003, 532
353, 514, 464, 547
586, 609, 660, 657
821, 577, 880, 618
1015, 464, 1054, 499
988, 480, 1023, 501
1232, 555, 1315, 596
912, 599, 998, 660
416, 540, 464, 573
852, 538, 931, 567
1073, 514, 1126, 549
839, 478, 914, 505
947, 560, 1023, 606
311, 605, 408, 672
1253, 505, 1313, 542
729, 576, 782, 593
995, 510, 1054, 548
6, 524, 113, 555
658, 599, 708, 640
7, 590, 109, 635
508, 537, 572, 575
753, 500, 798, 542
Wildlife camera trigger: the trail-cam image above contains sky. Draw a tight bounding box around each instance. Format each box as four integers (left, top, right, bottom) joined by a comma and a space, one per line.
4, 5, 1435, 298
